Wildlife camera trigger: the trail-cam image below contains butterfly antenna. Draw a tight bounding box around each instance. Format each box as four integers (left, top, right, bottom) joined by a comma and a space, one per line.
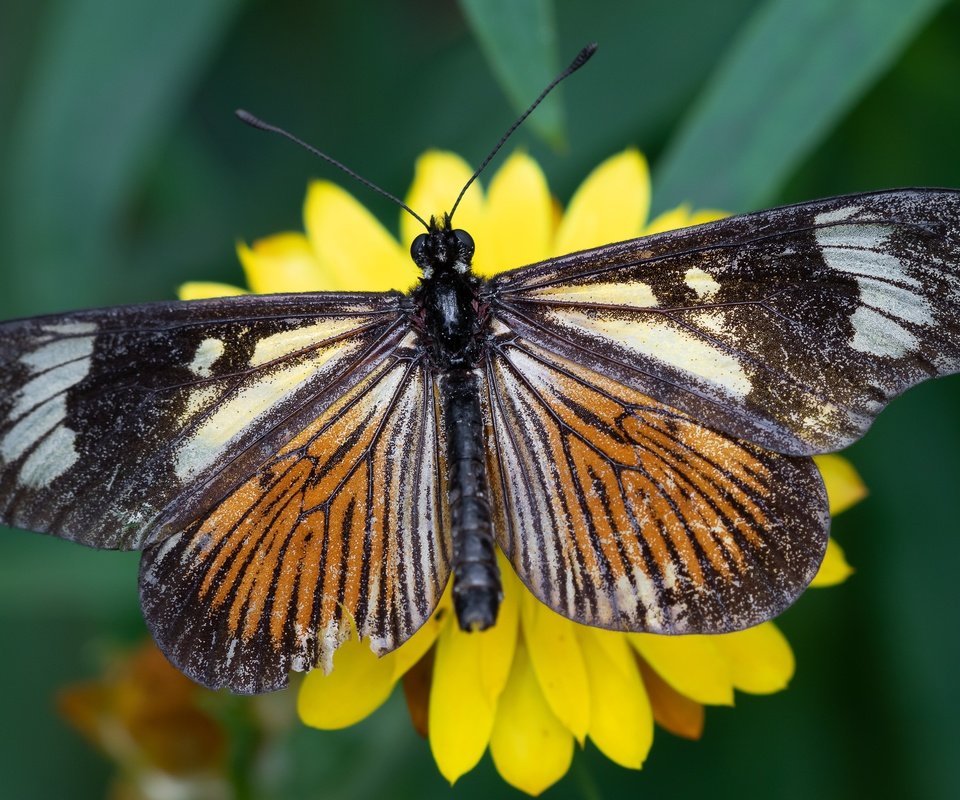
448, 42, 598, 223
235, 109, 430, 231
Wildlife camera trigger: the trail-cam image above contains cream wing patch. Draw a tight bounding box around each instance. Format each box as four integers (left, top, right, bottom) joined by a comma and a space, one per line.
683, 267, 721, 299
0, 323, 96, 488
188, 338, 225, 377
527, 280, 658, 307
173, 321, 369, 482
250, 317, 370, 367
545, 307, 752, 398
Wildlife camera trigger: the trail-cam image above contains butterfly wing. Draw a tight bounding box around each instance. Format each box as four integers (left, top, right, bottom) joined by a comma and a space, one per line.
0, 292, 406, 548
481, 330, 828, 634
0, 292, 451, 692
486, 189, 960, 455
140, 338, 448, 693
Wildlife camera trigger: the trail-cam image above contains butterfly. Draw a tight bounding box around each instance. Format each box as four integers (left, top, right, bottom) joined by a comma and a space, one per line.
2, 46, 960, 694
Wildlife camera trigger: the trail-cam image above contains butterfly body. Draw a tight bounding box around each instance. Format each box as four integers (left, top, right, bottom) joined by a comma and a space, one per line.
2, 188, 959, 693
409, 215, 502, 630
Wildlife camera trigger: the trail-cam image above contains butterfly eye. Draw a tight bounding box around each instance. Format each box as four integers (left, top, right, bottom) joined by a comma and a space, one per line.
453, 229, 475, 258
410, 233, 429, 266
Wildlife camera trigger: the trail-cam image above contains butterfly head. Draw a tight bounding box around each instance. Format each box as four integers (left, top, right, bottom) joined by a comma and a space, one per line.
410, 214, 475, 279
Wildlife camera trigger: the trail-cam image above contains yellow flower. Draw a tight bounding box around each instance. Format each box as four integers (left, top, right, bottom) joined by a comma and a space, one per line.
183, 149, 866, 795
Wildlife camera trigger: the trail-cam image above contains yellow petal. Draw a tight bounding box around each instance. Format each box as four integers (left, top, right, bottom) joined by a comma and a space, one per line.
643, 206, 729, 236
390, 612, 444, 681
428, 618, 496, 784
477, 151, 552, 277
479, 554, 520, 703
401, 151, 484, 250
304, 181, 414, 292
810, 537, 855, 587
237, 233, 328, 294
636, 658, 705, 740
489, 641, 574, 796
628, 634, 734, 706
642, 204, 694, 236
521, 592, 590, 742
713, 623, 795, 695
686, 209, 728, 226
297, 636, 397, 729
814, 453, 868, 515
177, 281, 248, 300
552, 149, 650, 256
578, 628, 653, 769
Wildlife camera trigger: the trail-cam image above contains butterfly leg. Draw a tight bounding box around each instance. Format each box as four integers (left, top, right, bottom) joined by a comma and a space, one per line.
441, 367, 503, 630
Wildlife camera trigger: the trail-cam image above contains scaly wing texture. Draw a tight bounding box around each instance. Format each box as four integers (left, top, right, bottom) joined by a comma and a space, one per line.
139, 334, 450, 693
486, 190, 960, 455
482, 326, 829, 634
0, 293, 406, 549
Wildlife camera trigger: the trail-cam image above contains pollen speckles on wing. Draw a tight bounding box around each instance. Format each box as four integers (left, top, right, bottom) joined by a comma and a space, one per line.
0, 324, 96, 488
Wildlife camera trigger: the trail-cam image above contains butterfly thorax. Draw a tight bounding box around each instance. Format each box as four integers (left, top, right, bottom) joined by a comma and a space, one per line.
410, 215, 485, 369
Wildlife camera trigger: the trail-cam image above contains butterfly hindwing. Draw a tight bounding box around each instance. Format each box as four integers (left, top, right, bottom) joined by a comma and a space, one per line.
482, 329, 829, 634
139, 343, 449, 693
0, 292, 407, 549
488, 189, 960, 456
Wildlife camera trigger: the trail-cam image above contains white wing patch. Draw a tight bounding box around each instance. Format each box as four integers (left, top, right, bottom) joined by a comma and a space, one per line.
814, 205, 861, 225
18, 426, 80, 489
0, 324, 96, 488
848, 307, 917, 358
815, 219, 933, 359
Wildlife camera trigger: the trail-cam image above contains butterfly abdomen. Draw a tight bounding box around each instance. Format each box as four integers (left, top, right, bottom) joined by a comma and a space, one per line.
441, 367, 502, 631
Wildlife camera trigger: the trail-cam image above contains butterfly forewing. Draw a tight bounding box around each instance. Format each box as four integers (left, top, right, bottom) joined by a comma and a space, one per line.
481, 326, 829, 634
487, 189, 960, 456
0, 292, 406, 548
139, 336, 449, 693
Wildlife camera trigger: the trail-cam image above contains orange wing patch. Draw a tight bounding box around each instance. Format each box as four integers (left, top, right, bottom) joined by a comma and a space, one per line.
139, 354, 450, 694
483, 335, 828, 636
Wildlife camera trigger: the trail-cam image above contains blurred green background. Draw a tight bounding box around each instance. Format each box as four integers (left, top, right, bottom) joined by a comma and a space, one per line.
1, 0, 959, 798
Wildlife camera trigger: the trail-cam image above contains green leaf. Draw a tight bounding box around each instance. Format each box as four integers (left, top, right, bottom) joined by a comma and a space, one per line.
654, 0, 947, 213
0, 529, 139, 616
458, 0, 564, 145
0, 0, 242, 315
